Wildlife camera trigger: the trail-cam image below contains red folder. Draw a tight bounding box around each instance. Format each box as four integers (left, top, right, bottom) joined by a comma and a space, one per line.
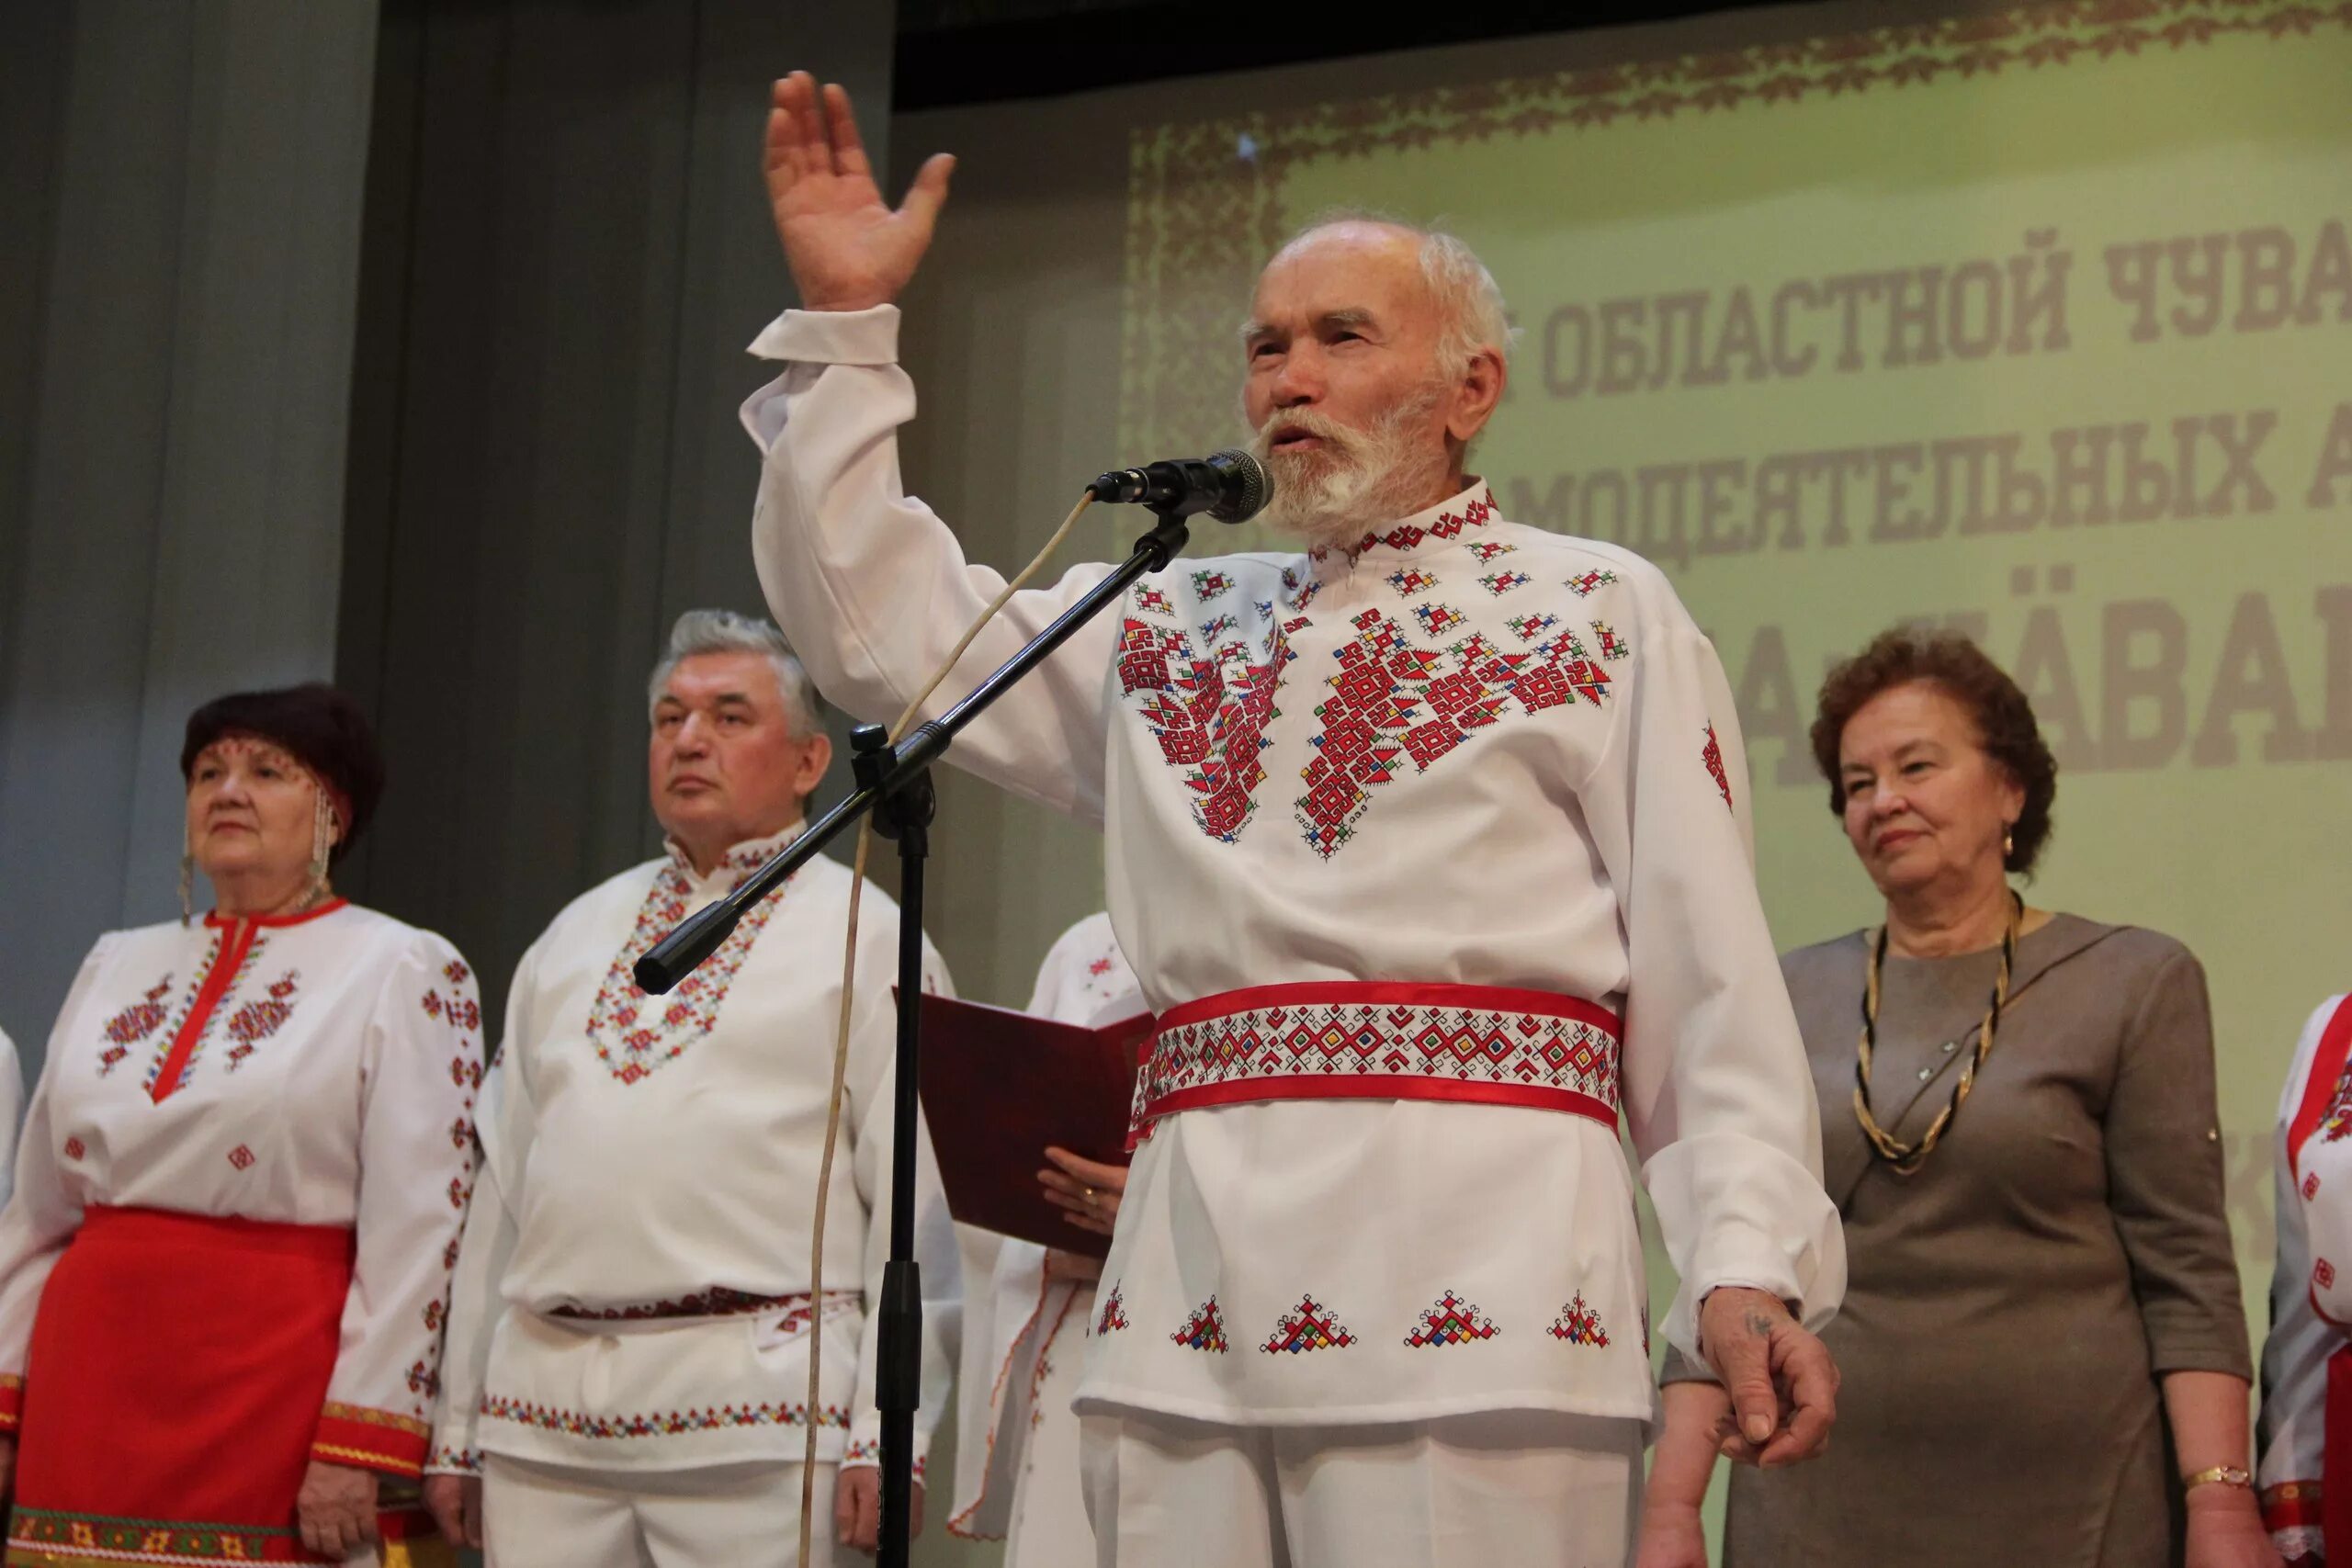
914, 991, 1153, 1259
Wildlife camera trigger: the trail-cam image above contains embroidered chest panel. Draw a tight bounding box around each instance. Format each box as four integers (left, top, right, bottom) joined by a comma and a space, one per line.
101, 931, 303, 1089
1294, 609, 1615, 860
585, 866, 790, 1085
1121, 543, 1628, 862
1115, 583, 1298, 845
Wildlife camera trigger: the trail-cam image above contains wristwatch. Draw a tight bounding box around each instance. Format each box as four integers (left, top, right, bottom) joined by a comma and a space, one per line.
2182, 1465, 2254, 1490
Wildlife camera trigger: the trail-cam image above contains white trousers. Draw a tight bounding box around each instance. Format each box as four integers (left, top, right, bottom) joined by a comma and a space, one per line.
480, 1454, 839, 1568
1079, 1409, 1640, 1568
1004, 1302, 1095, 1568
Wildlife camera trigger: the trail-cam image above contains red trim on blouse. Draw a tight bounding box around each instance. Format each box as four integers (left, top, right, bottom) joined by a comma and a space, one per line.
153, 902, 347, 1103
2289, 996, 2352, 1179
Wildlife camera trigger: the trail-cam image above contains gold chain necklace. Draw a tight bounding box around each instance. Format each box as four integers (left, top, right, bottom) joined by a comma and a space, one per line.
1853, 893, 2020, 1176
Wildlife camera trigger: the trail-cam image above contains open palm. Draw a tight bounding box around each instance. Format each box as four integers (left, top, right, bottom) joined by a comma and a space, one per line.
764, 72, 954, 313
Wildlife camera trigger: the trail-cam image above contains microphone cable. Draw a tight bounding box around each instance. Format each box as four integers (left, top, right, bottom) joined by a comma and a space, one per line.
796, 488, 1096, 1562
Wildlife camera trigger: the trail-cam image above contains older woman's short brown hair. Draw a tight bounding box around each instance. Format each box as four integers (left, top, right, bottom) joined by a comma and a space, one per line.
1809, 626, 2059, 876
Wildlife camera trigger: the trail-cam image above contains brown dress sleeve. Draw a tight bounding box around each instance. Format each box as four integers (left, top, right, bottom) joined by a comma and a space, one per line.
2102, 943, 2254, 1379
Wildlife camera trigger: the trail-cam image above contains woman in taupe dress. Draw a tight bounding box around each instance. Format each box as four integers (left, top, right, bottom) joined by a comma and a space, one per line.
1639, 627, 2274, 1568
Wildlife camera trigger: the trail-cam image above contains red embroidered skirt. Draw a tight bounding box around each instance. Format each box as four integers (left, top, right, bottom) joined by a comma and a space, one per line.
5, 1206, 445, 1567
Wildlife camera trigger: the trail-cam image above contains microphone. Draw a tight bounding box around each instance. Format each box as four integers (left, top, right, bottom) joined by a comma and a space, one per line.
1089, 449, 1272, 524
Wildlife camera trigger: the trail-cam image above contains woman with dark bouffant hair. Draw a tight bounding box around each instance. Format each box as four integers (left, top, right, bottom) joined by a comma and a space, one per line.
0, 684, 474, 1566
1639, 626, 2270, 1568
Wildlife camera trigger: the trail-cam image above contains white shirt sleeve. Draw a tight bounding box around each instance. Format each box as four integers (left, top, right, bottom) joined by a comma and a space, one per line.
1585, 579, 1847, 1361
2258, 995, 2348, 1558
0, 1027, 23, 1214
742, 305, 1122, 823
313, 933, 486, 1479
0, 941, 110, 1433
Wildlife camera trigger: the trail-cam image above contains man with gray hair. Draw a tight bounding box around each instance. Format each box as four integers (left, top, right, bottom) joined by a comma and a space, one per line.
752, 73, 1846, 1568
422, 608, 957, 1566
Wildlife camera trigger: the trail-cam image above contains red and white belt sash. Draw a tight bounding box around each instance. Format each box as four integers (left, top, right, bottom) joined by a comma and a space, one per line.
1129, 981, 1622, 1146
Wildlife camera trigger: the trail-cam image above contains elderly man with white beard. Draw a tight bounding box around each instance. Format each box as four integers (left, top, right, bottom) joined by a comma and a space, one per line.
745, 73, 1846, 1568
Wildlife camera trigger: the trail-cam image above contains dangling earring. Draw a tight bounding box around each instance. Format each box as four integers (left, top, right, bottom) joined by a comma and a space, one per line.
178, 819, 195, 928
308, 791, 334, 907
2002, 827, 2016, 862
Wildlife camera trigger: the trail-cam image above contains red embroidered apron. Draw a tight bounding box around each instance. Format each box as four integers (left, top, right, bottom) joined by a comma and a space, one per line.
1129, 980, 1623, 1146
5, 1207, 446, 1567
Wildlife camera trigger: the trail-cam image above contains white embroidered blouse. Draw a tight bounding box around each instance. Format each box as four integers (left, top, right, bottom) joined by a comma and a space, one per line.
949, 911, 1143, 1540
2257, 992, 2352, 1559
744, 303, 1845, 1428
0, 900, 482, 1475
428, 829, 961, 1478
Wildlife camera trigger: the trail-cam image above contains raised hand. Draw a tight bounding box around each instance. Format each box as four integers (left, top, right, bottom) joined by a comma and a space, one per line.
764, 72, 954, 313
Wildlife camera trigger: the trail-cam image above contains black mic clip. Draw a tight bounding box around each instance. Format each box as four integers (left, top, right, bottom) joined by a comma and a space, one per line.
1088, 448, 1271, 524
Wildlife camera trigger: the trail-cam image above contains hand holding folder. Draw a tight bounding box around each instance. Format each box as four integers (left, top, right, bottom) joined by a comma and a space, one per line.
914, 991, 1153, 1259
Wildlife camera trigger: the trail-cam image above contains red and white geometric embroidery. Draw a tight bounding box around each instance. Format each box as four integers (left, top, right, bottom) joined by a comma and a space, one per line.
2321, 1065, 2352, 1144
1504, 614, 1558, 644
1191, 570, 1236, 601
2306, 1171, 2324, 1201
585, 860, 792, 1085
1199, 612, 1238, 642
1171, 1296, 1229, 1352
1466, 540, 1516, 563
62, 1137, 85, 1161
1262, 1295, 1355, 1354
227, 1145, 256, 1170
1120, 615, 1292, 845
1134, 989, 1622, 1139
1293, 609, 1612, 859
1702, 724, 1734, 812
1590, 622, 1629, 660
444, 958, 471, 986
1095, 1284, 1129, 1336
1413, 603, 1466, 637
1479, 571, 1532, 596
1407, 1291, 1498, 1348
1566, 570, 1618, 597
2318, 1258, 2337, 1291
222, 972, 300, 1071
1352, 486, 1497, 556
1134, 586, 1174, 617
1549, 1292, 1610, 1347
480, 1393, 852, 1440
1386, 567, 1439, 598
101, 978, 175, 1051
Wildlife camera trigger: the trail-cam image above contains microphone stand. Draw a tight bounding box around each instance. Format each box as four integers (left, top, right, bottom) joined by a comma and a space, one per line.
634, 504, 1196, 1568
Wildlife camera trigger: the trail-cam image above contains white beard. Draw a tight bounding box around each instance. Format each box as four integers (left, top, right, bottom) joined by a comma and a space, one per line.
1247, 388, 1452, 552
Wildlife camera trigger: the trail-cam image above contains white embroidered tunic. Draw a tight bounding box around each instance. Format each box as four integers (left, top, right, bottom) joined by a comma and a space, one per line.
0, 901, 482, 1473
745, 304, 1845, 1428
428, 829, 960, 1477
949, 912, 1144, 1540
2257, 992, 2352, 1558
